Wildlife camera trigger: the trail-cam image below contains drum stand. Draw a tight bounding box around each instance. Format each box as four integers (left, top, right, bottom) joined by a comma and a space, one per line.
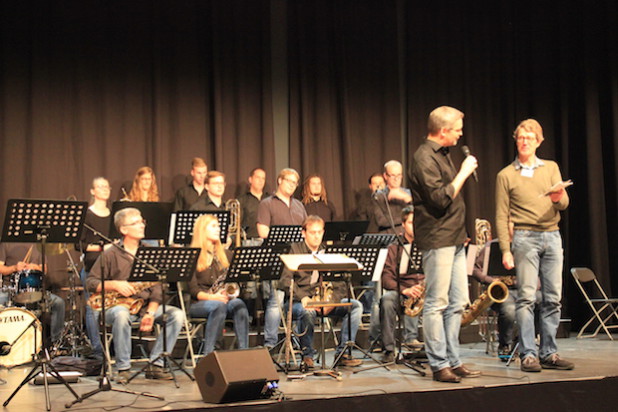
53, 246, 92, 357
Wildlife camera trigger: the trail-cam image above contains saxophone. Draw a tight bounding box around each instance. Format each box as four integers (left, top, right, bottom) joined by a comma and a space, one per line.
301, 281, 334, 308
403, 281, 426, 317
88, 281, 159, 315
461, 279, 509, 326
209, 268, 240, 299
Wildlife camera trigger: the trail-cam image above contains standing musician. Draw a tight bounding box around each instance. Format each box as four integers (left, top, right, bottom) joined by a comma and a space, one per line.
369, 160, 413, 234
187, 214, 249, 355
0, 242, 66, 344
278, 215, 363, 368
300, 174, 337, 222
125, 166, 160, 202
237, 167, 269, 241
78, 176, 113, 358
378, 206, 425, 363
409, 106, 479, 383
174, 157, 209, 211
496, 119, 574, 372
190, 170, 227, 211
86, 208, 185, 384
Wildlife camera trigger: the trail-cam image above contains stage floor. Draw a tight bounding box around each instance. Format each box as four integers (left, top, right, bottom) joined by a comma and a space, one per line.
1, 336, 616, 411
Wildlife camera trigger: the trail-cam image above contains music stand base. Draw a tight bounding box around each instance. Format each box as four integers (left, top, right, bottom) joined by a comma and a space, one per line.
65, 375, 164, 409
312, 368, 342, 380
127, 352, 195, 387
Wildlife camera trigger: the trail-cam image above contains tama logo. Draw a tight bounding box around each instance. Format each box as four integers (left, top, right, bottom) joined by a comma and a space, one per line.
0, 314, 26, 323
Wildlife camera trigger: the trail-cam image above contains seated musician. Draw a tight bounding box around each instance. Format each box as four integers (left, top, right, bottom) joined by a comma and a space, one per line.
188, 214, 249, 355
0, 242, 65, 345
86, 208, 185, 384
125, 166, 160, 201
379, 206, 425, 363
278, 215, 363, 368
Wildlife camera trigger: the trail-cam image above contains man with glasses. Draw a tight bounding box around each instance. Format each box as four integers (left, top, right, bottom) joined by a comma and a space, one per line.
409, 106, 479, 383
86, 208, 186, 384
496, 119, 573, 373
369, 160, 413, 234
190, 170, 227, 211
257, 168, 307, 350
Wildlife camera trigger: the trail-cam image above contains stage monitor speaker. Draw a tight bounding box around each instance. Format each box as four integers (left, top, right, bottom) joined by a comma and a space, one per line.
194, 348, 279, 404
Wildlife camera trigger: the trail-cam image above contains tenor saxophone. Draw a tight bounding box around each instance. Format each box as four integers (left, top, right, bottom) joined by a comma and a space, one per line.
461, 279, 509, 326
88, 281, 159, 315
403, 281, 426, 317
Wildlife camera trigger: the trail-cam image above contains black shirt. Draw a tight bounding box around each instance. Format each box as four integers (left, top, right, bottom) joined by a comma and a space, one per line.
237, 191, 269, 238
174, 183, 209, 212
303, 199, 336, 222
409, 139, 467, 250
79, 209, 112, 272
190, 195, 225, 212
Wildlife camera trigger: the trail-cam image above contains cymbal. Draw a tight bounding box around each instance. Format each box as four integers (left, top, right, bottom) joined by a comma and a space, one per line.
36, 243, 74, 256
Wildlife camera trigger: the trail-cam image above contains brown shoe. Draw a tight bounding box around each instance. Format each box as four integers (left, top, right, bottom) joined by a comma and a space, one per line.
302, 357, 315, 369
452, 365, 481, 378
432, 367, 461, 383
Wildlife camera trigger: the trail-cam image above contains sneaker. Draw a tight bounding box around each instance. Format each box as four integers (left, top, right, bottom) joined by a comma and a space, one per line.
520, 355, 542, 372
498, 345, 511, 362
116, 369, 132, 385
381, 351, 395, 363
541, 354, 574, 370
145, 365, 173, 380
336, 353, 363, 367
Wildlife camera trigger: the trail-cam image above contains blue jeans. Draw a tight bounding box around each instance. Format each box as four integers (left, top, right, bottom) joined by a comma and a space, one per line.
189, 298, 249, 355
379, 291, 420, 352
287, 299, 362, 358
80, 268, 102, 355
421, 245, 468, 372
512, 230, 563, 360
98, 304, 185, 371
263, 282, 284, 347
491, 290, 517, 348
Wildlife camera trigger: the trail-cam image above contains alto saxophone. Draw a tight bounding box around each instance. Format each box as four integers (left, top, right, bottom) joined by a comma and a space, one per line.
88, 281, 159, 315
403, 281, 426, 317
209, 269, 240, 299
301, 281, 334, 308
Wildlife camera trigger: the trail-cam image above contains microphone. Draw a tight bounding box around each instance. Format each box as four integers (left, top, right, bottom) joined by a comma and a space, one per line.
461, 145, 478, 182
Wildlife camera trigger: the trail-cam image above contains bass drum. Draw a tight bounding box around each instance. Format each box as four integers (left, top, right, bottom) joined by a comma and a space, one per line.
0, 307, 42, 367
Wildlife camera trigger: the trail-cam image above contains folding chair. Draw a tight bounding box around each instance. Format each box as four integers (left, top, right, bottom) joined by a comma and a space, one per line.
571, 267, 618, 340
176, 281, 206, 367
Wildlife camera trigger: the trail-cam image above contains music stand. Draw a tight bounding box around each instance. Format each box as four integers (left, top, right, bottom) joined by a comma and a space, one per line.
126, 246, 200, 386
109, 201, 173, 242
354, 233, 397, 247
324, 221, 369, 243
265, 225, 303, 245
2, 199, 87, 411
168, 210, 230, 245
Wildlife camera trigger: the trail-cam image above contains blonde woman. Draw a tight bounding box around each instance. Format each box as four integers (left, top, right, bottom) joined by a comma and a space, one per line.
127, 166, 159, 202
188, 214, 249, 354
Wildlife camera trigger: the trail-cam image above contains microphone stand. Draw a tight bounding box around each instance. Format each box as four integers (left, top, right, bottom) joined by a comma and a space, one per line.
66, 224, 163, 408
360, 190, 425, 375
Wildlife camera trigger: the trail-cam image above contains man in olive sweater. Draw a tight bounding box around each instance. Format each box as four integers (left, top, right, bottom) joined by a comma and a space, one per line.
495, 119, 573, 373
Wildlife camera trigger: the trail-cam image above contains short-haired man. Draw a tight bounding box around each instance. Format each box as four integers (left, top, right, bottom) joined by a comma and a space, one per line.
355, 172, 386, 222
278, 215, 363, 367
174, 157, 209, 211
237, 168, 269, 240
86, 208, 186, 384
496, 119, 574, 372
256, 168, 307, 349
191, 170, 227, 211
369, 160, 413, 234
409, 106, 479, 383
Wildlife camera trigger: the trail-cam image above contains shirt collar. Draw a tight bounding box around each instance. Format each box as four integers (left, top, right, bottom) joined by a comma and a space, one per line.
513, 156, 544, 170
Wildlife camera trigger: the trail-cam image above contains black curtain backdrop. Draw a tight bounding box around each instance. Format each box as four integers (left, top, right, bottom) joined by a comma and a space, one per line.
1, 0, 617, 329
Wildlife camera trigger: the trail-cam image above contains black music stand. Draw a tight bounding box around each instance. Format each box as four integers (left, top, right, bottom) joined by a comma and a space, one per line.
324, 221, 369, 243
2, 199, 87, 411
265, 225, 303, 246
126, 246, 200, 386
354, 233, 397, 247
169, 210, 230, 245
109, 201, 173, 242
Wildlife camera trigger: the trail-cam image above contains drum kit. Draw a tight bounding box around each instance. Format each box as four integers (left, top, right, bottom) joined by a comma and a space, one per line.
0, 245, 92, 369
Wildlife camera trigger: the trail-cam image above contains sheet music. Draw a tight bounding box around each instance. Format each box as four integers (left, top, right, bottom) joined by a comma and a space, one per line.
371, 248, 389, 282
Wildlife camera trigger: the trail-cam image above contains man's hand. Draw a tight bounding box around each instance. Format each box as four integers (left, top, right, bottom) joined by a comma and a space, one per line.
549, 188, 565, 203
460, 155, 478, 179
113, 281, 137, 297
140, 313, 155, 332
387, 188, 412, 203
402, 285, 423, 299
502, 252, 515, 270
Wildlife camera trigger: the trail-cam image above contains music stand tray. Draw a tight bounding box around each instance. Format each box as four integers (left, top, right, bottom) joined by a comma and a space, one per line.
354, 233, 397, 247
324, 221, 369, 242
265, 225, 303, 246
168, 210, 230, 245
109, 201, 173, 242
228, 245, 290, 283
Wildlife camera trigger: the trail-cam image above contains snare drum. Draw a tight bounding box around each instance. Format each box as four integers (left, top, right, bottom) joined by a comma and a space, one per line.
0, 307, 42, 367
14, 270, 44, 304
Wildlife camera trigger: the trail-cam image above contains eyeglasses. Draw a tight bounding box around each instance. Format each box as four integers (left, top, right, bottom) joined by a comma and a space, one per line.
516, 136, 537, 142
282, 177, 299, 186
123, 219, 146, 227
95, 185, 111, 190
386, 173, 402, 179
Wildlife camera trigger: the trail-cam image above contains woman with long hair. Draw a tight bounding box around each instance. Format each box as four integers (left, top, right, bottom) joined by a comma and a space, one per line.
127, 166, 159, 202
188, 214, 249, 354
